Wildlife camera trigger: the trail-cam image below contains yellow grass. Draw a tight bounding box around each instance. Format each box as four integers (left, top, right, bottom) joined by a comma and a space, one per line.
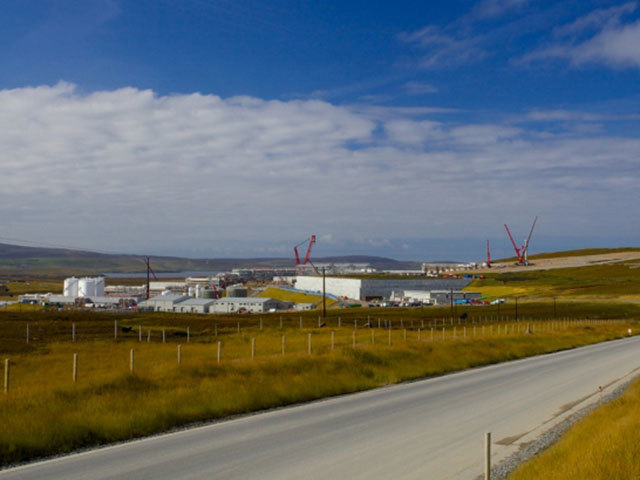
0, 319, 636, 465
258, 287, 339, 307
509, 375, 640, 480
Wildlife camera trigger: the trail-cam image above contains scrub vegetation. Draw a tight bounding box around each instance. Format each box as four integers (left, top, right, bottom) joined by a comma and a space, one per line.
0, 309, 636, 466
508, 375, 640, 480
470, 261, 640, 300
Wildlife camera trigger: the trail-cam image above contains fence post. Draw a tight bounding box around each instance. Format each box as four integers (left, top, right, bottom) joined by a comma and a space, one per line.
282, 335, 286, 355
431, 328, 434, 342
147, 330, 151, 343
130, 349, 134, 373
217, 341, 221, 364
308, 333, 312, 354
442, 327, 445, 340
4, 358, 9, 394
331, 331, 335, 350
73, 353, 78, 383
26, 324, 30, 344
162, 328, 166, 343
187, 327, 190, 343
72, 323, 76, 342
237, 322, 240, 334
251, 338, 256, 360
114, 320, 118, 341
485, 432, 491, 480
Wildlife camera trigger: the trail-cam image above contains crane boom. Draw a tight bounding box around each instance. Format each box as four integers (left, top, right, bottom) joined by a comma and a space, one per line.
525, 216, 538, 250
303, 235, 316, 265
504, 224, 523, 263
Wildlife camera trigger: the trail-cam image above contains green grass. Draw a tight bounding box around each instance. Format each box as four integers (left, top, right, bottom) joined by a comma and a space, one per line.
258, 287, 339, 307
469, 261, 640, 300
509, 374, 640, 480
0, 309, 636, 465
496, 247, 640, 263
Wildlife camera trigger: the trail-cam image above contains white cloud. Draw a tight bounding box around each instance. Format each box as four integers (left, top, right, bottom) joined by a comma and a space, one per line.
403, 82, 439, 95
1, 82, 639, 256
520, 3, 640, 69
472, 0, 529, 20
398, 26, 486, 69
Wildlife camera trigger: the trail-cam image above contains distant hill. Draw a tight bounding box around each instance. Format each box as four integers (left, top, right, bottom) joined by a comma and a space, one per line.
0, 243, 421, 277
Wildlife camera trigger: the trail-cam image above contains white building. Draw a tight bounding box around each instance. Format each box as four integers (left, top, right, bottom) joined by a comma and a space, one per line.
174, 298, 217, 314
209, 297, 292, 314
294, 276, 472, 301
138, 294, 191, 312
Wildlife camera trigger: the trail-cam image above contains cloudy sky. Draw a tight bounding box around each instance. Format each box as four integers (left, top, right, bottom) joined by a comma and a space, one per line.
1, 0, 639, 261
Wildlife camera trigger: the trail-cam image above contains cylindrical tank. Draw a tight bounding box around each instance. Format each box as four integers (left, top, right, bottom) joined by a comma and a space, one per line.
78, 278, 96, 297
63, 277, 79, 298
188, 287, 195, 297
95, 277, 105, 297
226, 285, 248, 298
200, 289, 216, 299
195, 284, 202, 298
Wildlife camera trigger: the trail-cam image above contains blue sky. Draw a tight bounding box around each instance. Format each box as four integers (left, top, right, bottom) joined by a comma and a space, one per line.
1, 0, 639, 261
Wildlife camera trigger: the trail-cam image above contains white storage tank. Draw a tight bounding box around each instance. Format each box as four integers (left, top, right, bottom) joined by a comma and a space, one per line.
195, 285, 202, 298
78, 278, 96, 297
95, 277, 105, 297
63, 277, 79, 297
188, 287, 195, 297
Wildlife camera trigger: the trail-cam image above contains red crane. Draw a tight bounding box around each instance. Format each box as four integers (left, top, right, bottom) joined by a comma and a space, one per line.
144, 257, 159, 299
294, 235, 316, 271
294, 235, 316, 266
504, 216, 538, 265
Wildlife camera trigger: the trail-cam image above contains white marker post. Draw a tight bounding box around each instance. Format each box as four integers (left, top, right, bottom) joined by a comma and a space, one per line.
217, 341, 221, 364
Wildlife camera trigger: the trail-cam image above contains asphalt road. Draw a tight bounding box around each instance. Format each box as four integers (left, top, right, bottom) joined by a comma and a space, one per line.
3, 335, 640, 480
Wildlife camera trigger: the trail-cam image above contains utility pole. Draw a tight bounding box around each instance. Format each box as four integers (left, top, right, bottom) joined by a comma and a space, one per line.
145, 257, 150, 300
450, 288, 454, 323
322, 267, 326, 318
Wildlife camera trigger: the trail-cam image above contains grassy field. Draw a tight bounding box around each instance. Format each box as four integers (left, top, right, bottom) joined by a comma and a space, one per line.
468, 260, 640, 301
258, 287, 340, 307
508, 374, 640, 480
0, 308, 636, 466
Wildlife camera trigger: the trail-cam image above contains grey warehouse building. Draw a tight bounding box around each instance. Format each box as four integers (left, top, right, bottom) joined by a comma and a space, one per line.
294, 276, 472, 301
138, 295, 292, 314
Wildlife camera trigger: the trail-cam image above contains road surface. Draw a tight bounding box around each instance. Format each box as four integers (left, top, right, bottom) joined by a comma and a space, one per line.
3, 335, 640, 480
